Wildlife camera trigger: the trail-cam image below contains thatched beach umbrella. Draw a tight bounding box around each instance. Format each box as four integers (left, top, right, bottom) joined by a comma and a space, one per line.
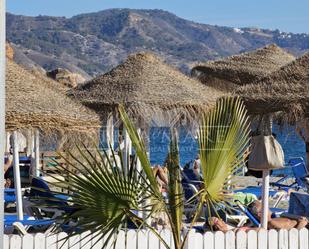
235, 52, 309, 165
71, 52, 223, 125
6, 59, 100, 133
6, 59, 101, 220
191, 44, 295, 92
234, 52, 309, 119
235, 52, 309, 229
70, 52, 224, 169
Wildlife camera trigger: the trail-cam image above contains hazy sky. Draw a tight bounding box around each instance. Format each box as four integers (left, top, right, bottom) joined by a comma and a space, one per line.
7, 0, 309, 33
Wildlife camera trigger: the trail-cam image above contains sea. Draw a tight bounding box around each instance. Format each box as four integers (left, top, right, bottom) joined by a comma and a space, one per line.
101, 125, 306, 176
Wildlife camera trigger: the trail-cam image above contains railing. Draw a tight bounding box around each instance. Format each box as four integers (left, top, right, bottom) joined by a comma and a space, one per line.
4, 228, 309, 249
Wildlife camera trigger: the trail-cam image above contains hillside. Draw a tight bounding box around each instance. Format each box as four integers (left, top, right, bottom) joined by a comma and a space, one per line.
6, 8, 309, 76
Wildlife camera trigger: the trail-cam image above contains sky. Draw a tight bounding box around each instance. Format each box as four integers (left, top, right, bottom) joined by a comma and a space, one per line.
6, 0, 309, 33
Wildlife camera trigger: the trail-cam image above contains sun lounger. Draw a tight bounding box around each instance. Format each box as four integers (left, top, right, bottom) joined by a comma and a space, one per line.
4, 215, 55, 226
5, 165, 31, 188
4, 214, 55, 235
271, 157, 309, 191
235, 200, 287, 228
4, 190, 16, 203
182, 175, 249, 225
29, 177, 75, 218
234, 201, 260, 226
182, 183, 202, 220
181, 168, 203, 214
285, 192, 309, 218
19, 156, 31, 164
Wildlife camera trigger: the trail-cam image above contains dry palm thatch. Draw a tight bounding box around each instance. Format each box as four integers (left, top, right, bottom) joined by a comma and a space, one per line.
6, 59, 101, 133
234, 52, 309, 123
69, 52, 224, 126
191, 44, 295, 92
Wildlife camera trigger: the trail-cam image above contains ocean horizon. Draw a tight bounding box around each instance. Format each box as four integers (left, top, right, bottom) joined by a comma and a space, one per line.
100, 124, 306, 175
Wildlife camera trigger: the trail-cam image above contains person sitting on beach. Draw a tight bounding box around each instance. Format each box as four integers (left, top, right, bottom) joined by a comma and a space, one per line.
4, 148, 13, 174
207, 200, 308, 232
4, 148, 13, 188
151, 165, 170, 229
116, 135, 124, 152
192, 154, 201, 176
152, 165, 168, 193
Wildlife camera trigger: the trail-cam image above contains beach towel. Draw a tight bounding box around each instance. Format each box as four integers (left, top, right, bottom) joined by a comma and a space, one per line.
233, 192, 257, 206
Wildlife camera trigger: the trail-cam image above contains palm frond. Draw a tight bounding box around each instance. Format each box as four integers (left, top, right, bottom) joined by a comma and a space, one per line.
39, 145, 154, 247
165, 128, 183, 248
34, 99, 250, 249
118, 105, 161, 197
198, 97, 251, 210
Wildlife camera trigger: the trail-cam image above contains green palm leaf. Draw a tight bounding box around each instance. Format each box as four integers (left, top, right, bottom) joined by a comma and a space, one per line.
198, 97, 251, 212
118, 105, 162, 198
35, 99, 250, 249
38, 145, 157, 248
165, 129, 183, 248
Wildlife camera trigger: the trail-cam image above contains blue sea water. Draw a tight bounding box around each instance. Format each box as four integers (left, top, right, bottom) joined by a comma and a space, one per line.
271, 125, 306, 175
101, 125, 306, 175
149, 125, 306, 177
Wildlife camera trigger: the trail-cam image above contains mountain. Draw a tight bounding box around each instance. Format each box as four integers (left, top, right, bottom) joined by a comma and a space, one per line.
6, 9, 309, 76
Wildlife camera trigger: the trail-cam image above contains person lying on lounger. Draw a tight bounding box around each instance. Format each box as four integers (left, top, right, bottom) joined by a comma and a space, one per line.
207, 200, 308, 232
248, 200, 308, 229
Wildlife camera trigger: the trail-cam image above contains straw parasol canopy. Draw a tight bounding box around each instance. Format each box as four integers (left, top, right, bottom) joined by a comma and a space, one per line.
6, 59, 101, 132
191, 44, 295, 92
69, 52, 224, 126
234, 52, 309, 123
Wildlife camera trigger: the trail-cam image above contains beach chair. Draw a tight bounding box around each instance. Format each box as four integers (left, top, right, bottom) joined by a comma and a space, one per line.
29, 177, 75, 219
4, 214, 55, 235
5, 165, 31, 188
271, 157, 309, 191
281, 192, 309, 218
235, 200, 286, 228
234, 201, 260, 227
181, 171, 248, 225
4, 188, 43, 217
4, 188, 16, 203
181, 171, 202, 220
19, 156, 31, 164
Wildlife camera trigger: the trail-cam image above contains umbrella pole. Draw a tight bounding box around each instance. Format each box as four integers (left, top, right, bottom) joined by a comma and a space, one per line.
12, 131, 24, 220
26, 130, 32, 157
143, 125, 150, 159
123, 128, 132, 175
261, 169, 270, 229
29, 130, 35, 178
136, 128, 143, 219
106, 114, 114, 160
136, 128, 142, 172
34, 129, 40, 177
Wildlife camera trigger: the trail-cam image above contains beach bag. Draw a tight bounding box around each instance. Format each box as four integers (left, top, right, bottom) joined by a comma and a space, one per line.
248, 135, 284, 171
